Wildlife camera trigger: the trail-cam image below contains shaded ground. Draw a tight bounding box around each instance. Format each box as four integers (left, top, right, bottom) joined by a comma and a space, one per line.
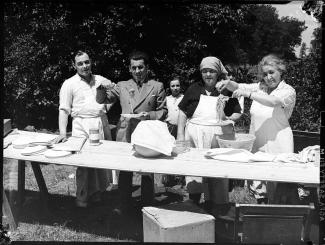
3, 158, 255, 242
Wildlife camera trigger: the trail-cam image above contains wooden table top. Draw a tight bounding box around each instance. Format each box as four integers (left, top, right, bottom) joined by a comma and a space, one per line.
3, 131, 320, 185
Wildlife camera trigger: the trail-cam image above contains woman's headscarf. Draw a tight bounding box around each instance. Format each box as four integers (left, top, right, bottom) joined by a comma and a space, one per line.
200, 56, 228, 76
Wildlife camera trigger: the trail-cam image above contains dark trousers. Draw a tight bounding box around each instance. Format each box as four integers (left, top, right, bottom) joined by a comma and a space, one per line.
166, 122, 178, 138
118, 118, 155, 208
118, 171, 155, 208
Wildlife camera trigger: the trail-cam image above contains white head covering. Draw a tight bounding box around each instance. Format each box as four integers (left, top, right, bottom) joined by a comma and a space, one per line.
131, 120, 175, 156
200, 56, 228, 76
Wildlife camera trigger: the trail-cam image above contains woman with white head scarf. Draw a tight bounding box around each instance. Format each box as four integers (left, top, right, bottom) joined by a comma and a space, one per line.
177, 56, 242, 207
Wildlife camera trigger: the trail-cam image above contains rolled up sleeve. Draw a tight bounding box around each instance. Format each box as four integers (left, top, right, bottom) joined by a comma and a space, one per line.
274, 86, 296, 117
59, 80, 72, 114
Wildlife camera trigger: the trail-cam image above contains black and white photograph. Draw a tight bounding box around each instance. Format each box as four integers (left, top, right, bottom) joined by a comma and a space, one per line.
2, 0, 323, 243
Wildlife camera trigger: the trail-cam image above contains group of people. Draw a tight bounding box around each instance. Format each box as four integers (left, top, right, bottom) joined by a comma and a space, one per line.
55, 49, 298, 216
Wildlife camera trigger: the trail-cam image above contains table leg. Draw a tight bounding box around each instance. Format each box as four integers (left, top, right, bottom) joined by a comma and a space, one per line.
2, 190, 17, 230
30, 162, 49, 209
17, 160, 25, 210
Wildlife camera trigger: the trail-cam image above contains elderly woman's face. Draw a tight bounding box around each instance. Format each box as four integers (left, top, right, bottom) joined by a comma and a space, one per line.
262, 65, 281, 89
201, 68, 218, 87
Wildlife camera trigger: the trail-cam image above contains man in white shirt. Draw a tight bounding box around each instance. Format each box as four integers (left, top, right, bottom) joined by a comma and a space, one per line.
165, 77, 184, 138
55, 50, 112, 208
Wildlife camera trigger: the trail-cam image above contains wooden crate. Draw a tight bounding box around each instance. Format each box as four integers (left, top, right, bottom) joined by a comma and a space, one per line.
142, 201, 215, 243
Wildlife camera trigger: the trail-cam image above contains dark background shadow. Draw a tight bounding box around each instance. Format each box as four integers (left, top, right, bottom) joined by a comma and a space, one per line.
4, 186, 184, 241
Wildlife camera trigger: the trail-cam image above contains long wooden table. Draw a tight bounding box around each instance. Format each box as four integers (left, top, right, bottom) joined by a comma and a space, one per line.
2, 130, 320, 229
4, 131, 319, 184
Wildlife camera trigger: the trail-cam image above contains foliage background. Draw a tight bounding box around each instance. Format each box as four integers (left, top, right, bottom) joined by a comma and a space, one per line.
3, 1, 322, 132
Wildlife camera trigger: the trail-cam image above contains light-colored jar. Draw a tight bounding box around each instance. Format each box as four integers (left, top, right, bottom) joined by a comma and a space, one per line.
89, 128, 100, 145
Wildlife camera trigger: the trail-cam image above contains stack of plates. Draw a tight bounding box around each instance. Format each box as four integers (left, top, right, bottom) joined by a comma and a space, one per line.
12, 137, 32, 149
12, 134, 58, 149
21, 145, 48, 156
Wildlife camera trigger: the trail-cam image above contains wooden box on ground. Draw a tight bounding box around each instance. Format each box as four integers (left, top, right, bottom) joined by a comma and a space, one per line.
142, 201, 215, 243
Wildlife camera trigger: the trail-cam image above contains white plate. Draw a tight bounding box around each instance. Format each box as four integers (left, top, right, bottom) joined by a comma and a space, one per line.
12, 137, 32, 149
121, 113, 142, 118
21, 145, 48, 156
44, 149, 72, 158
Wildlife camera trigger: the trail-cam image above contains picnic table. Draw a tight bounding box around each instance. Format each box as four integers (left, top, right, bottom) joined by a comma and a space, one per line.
2, 130, 320, 230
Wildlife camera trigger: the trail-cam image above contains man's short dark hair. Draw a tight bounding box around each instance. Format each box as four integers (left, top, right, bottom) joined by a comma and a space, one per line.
129, 50, 149, 65
71, 50, 88, 63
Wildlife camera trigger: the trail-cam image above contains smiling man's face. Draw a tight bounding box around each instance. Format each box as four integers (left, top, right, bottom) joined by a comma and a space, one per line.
73, 53, 92, 79
129, 59, 148, 84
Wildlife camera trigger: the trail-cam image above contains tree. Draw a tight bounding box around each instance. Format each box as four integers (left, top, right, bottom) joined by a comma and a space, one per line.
310, 27, 322, 56
4, 2, 73, 130
302, 0, 323, 23
237, 4, 306, 63
3, 2, 314, 131
285, 56, 321, 132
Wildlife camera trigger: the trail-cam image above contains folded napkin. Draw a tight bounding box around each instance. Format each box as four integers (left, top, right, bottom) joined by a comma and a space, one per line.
206, 149, 276, 162
52, 136, 87, 152
273, 153, 304, 163
205, 148, 254, 162
206, 147, 319, 164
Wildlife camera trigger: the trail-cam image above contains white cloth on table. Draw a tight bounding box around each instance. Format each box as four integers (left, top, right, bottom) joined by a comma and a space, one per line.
131, 120, 175, 156
206, 148, 275, 162
205, 148, 317, 163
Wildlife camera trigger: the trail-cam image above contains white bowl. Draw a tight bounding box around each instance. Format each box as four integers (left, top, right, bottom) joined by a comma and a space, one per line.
134, 145, 162, 157
217, 133, 256, 152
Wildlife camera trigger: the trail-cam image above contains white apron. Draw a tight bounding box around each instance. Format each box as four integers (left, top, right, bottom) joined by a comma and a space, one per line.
248, 98, 294, 201
249, 99, 293, 153
72, 85, 112, 202
185, 94, 234, 204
